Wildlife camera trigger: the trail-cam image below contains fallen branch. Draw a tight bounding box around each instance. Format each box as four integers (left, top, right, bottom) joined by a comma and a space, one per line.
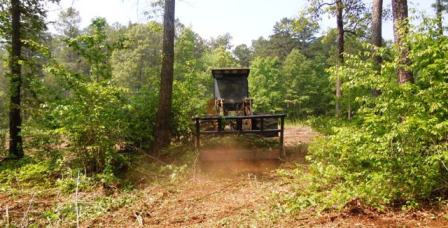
134, 211, 144, 226
143, 153, 168, 165
188, 183, 235, 202
442, 160, 448, 172
75, 171, 80, 228
192, 150, 200, 180
21, 193, 35, 227
5, 205, 9, 227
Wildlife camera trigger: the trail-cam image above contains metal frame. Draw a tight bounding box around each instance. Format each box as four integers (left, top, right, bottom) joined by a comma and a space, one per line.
194, 114, 286, 157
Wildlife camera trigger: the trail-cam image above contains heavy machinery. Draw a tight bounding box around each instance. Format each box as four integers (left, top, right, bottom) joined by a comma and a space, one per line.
194, 68, 286, 161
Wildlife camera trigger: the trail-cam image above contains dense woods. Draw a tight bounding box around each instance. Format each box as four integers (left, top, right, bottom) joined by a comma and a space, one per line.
0, 0, 448, 226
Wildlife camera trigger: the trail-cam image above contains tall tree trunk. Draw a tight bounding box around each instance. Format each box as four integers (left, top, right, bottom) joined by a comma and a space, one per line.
335, 0, 344, 118
153, 0, 175, 153
372, 0, 383, 96
436, 0, 443, 35
392, 0, 413, 84
9, 0, 23, 158
372, 0, 383, 61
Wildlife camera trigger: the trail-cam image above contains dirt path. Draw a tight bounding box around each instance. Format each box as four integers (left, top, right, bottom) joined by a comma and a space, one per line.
83, 127, 448, 227
86, 172, 285, 227
81, 127, 311, 227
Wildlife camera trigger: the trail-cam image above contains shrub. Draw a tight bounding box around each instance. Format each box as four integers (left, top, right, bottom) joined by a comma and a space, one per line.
42, 18, 131, 178
293, 24, 448, 210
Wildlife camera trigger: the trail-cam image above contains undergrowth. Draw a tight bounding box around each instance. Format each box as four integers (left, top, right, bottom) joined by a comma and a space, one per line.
0, 144, 196, 226
285, 24, 448, 212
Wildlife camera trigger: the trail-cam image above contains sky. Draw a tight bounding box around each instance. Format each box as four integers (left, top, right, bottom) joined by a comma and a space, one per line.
47, 0, 436, 46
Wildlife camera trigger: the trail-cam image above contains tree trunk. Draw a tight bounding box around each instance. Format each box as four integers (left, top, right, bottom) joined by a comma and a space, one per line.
153, 0, 175, 153
392, 0, 413, 84
9, 0, 23, 158
372, 0, 383, 96
372, 0, 383, 60
335, 0, 344, 118
436, 0, 443, 35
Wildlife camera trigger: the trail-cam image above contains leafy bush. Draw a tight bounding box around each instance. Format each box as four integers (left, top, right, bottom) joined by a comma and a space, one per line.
46, 77, 131, 175
42, 18, 131, 178
292, 25, 448, 210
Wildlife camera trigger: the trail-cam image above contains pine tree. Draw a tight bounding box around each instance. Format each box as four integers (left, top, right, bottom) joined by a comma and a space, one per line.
153, 0, 175, 153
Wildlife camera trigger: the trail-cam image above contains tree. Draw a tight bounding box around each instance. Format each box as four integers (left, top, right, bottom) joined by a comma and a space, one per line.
292, 13, 320, 55
209, 33, 232, 50
204, 46, 237, 68
371, 0, 382, 60
1, 0, 59, 158
392, 0, 413, 83
175, 27, 207, 80
335, 0, 343, 117
111, 22, 163, 90
233, 44, 252, 67
251, 15, 319, 60
55, 7, 81, 37
153, 0, 175, 152
432, 0, 448, 35
0, 38, 7, 152
51, 7, 89, 74
269, 18, 302, 59
8, 0, 23, 158
308, 0, 368, 117
371, 0, 383, 96
249, 57, 283, 113
283, 49, 318, 118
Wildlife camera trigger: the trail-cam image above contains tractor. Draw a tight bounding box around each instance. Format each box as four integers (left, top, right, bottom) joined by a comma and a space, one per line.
194, 68, 286, 162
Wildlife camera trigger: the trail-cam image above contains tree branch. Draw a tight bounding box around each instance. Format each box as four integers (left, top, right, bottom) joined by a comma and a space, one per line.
343, 29, 358, 36
316, 1, 337, 10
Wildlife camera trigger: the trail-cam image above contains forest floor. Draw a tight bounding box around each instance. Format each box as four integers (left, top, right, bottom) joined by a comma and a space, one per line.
2, 126, 448, 227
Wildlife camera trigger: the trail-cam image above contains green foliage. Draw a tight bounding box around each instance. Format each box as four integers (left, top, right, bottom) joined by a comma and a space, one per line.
55, 7, 81, 38
46, 78, 131, 175
55, 171, 95, 193
172, 73, 208, 136
0, 157, 60, 191
42, 183, 137, 225
209, 33, 233, 50
248, 51, 332, 117
172, 27, 209, 135
44, 18, 131, 176
124, 87, 158, 149
282, 49, 330, 118
204, 46, 238, 68
0, 0, 60, 42
249, 57, 283, 113
111, 22, 163, 90
66, 18, 118, 81
252, 14, 319, 60
233, 44, 252, 67
292, 25, 448, 210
